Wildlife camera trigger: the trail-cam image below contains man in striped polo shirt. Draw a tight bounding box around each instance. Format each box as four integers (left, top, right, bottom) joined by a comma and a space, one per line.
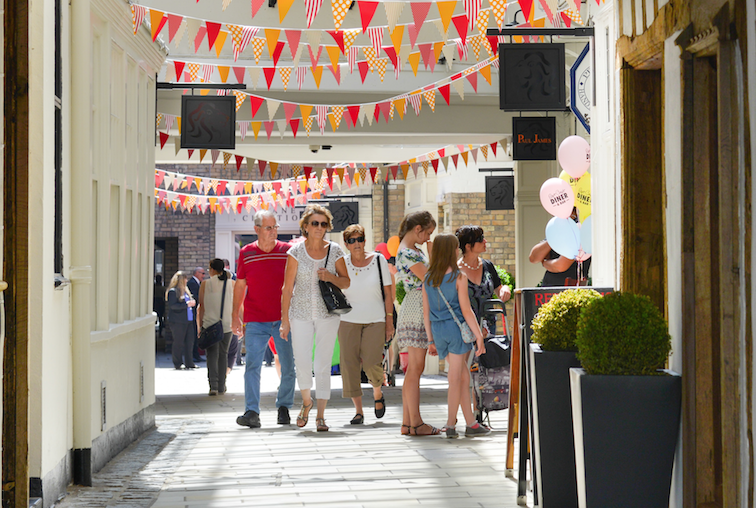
232, 209, 296, 428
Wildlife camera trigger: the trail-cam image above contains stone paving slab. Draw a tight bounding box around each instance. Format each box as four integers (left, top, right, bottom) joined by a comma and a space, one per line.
53, 352, 533, 508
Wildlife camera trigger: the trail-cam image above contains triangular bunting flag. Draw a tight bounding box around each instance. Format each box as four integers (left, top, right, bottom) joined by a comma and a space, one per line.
452, 14, 469, 44
263, 67, 276, 89
305, 0, 323, 28
331, 0, 351, 30
149, 10, 168, 42
436, 1, 457, 33
278, 0, 296, 22
384, 2, 404, 31
206, 22, 222, 50
265, 28, 281, 58
358, 1, 379, 32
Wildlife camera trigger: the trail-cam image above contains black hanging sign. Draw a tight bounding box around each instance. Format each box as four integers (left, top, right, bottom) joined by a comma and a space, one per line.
180, 95, 236, 149
485, 176, 515, 210
512, 117, 557, 160
329, 201, 359, 232
499, 43, 566, 111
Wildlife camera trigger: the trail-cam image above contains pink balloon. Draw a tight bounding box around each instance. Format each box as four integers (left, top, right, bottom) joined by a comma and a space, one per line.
558, 136, 591, 179
540, 178, 575, 219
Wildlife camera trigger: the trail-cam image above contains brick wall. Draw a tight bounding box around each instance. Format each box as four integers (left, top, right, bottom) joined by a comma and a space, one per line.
371, 181, 406, 247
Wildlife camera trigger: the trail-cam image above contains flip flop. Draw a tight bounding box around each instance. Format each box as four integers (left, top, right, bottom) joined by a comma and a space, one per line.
411, 423, 441, 436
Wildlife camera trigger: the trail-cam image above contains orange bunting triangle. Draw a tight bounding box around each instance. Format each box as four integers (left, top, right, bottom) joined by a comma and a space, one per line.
265, 29, 281, 58
277, 0, 296, 22
394, 98, 406, 119
149, 10, 167, 42
300, 104, 313, 120
251, 121, 262, 139
390, 25, 404, 54
480, 65, 492, 85
311, 65, 324, 88
217, 66, 230, 83
408, 52, 421, 76
214, 31, 228, 57
436, 1, 457, 33
326, 46, 341, 69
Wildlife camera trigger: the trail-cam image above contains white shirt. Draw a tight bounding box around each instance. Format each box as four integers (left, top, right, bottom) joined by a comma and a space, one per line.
341, 253, 392, 324
288, 241, 345, 321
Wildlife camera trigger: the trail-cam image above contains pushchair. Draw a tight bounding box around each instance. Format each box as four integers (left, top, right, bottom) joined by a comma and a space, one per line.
471, 299, 512, 426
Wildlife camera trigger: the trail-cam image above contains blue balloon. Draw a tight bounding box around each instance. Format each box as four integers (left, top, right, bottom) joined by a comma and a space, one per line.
545, 217, 580, 259
580, 216, 593, 254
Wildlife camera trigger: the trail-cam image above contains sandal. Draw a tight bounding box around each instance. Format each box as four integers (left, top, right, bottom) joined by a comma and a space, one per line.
316, 418, 329, 432
411, 423, 441, 436
296, 401, 313, 428
374, 396, 386, 419
350, 413, 364, 425
401, 424, 411, 435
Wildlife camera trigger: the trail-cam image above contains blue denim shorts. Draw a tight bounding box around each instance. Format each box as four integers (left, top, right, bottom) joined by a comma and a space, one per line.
431, 319, 473, 359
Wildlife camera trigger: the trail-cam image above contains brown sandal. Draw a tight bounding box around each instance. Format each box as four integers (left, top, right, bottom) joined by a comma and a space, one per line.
411, 423, 441, 436
296, 402, 313, 428
401, 424, 411, 435
316, 418, 329, 432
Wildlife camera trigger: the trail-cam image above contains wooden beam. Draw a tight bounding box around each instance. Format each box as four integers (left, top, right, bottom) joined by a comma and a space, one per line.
3, 0, 30, 506
617, 0, 690, 69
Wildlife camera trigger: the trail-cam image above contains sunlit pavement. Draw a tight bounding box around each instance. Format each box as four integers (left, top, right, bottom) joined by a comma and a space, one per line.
54, 350, 531, 508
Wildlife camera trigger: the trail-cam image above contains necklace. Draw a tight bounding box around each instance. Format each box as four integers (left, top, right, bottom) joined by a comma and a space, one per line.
460, 257, 482, 270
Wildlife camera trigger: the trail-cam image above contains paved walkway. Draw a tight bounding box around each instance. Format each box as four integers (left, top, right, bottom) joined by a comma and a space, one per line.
54, 351, 532, 508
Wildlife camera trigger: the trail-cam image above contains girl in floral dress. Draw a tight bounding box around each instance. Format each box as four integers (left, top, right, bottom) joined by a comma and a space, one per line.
395, 211, 438, 436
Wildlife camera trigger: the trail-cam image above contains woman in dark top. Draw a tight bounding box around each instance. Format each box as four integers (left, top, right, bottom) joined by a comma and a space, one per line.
455, 226, 511, 336
165, 271, 198, 370
529, 207, 591, 287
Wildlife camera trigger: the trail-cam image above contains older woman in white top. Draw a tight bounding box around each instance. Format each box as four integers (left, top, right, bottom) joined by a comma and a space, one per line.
339, 225, 394, 425
198, 258, 235, 396
280, 204, 350, 432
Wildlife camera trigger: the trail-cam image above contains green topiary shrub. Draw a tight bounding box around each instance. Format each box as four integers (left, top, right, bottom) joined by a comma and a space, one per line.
575, 291, 671, 375
494, 265, 515, 293
531, 289, 602, 351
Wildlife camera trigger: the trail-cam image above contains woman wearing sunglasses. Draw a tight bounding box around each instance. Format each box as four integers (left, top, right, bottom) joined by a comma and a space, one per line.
281, 204, 350, 432
338, 225, 394, 425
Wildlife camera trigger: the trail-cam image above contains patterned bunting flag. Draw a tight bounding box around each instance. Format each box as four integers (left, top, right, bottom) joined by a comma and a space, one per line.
331, 0, 351, 30
348, 46, 359, 72
296, 66, 308, 89
343, 29, 360, 53
490, 0, 508, 28
375, 58, 389, 82
252, 37, 266, 64
228, 25, 258, 61
464, 0, 481, 30
279, 67, 292, 90
239, 121, 248, 140
476, 9, 490, 34
331, 106, 345, 128
305, 0, 323, 28
363, 47, 378, 71
232, 90, 247, 111
156, 113, 164, 130
408, 94, 422, 116
223, 152, 232, 169
316, 105, 328, 133
304, 115, 313, 136
423, 90, 436, 111
367, 27, 384, 54
187, 63, 200, 82
131, 4, 147, 34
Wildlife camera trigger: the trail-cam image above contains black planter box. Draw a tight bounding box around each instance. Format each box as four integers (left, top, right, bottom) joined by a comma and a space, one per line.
570, 368, 682, 508
529, 344, 582, 508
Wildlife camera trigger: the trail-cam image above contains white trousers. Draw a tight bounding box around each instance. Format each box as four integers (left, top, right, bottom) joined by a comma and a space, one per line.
290, 316, 341, 400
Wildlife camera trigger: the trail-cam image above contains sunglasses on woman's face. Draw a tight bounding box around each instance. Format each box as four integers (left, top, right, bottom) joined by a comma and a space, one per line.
309, 220, 328, 228
346, 236, 365, 244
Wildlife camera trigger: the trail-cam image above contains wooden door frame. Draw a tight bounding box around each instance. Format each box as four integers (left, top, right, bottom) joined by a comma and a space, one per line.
3, 0, 30, 507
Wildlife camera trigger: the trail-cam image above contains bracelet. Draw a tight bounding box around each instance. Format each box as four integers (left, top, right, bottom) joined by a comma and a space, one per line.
386, 313, 393, 316
428, 341, 434, 344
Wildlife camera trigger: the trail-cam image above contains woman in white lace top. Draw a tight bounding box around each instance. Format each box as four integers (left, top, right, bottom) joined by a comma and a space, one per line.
281, 204, 350, 432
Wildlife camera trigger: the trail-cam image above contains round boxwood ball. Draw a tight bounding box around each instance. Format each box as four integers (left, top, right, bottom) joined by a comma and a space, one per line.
531, 289, 602, 352
576, 291, 671, 375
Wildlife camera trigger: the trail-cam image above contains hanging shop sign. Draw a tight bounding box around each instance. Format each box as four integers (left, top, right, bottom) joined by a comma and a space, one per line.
328, 201, 359, 232
180, 95, 237, 149
498, 43, 565, 111
512, 117, 557, 160
485, 176, 514, 210
570, 44, 591, 134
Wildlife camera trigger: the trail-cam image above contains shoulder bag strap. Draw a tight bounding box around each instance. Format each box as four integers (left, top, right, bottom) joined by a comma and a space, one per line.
219, 278, 228, 319
376, 254, 385, 302
324, 242, 331, 268
436, 284, 466, 331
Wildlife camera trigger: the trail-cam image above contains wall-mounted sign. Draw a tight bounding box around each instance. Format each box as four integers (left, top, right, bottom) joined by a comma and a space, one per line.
485, 176, 515, 210
329, 201, 359, 232
512, 117, 557, 160
570, 44, 591, 134
499, 43, 566, 111
180, 95, 236, 149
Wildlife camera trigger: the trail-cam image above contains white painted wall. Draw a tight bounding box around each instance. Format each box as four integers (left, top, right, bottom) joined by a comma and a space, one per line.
663, 32, 684, 508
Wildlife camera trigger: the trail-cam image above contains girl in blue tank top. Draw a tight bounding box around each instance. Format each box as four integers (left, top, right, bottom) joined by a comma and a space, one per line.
422, 234, 490, 438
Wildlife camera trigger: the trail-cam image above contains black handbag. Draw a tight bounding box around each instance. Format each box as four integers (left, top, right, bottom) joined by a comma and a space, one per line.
478, 336, 511, 369
198, 277, 228, 349
318, 244, 352, 315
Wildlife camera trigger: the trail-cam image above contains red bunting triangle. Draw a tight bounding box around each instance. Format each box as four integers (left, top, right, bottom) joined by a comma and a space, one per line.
194, 26, 207, 53
487, 36, 500, 55
431, 158, 440, 173
378, 101, 391, 122
272, 41, 286, 66
249, 96, 264, 118
560, 12, 572, 27
309, 45, 323, 68
235, 155, 244, 170
451, 153, 459, 168
390, 166, 398, 180
451, 14, 468, 44
264, 121, 274, 139
285, 30, 301, 58
411, 2, 432, 29
369, 167, 378, 182
251, 0, 265, 17
438, 148, 446, 157
284, 102, 297, 123
155, 171, 165, 187
439, 84, 451, 105
263, 68, 276, 89
466, 71, 478, 92
217, 181, 228, 195
174, 61, 186, 81
258, 159, 268, 176
187, 149, 194, 159
330, 64, 341, 85
290, 118, 300, 138
159, 132, 169, 149
418, 43, 433, 69
518, 0, 534, 21
327, 30, 345, 54
206, 22, 222, 50
347, 105, 360, 126
357, 1, 379, 32
358, 61, 369, 83
374, 104, 382, 122
490, 142, 498, 157
233, 66, 246, 83
304, 166, 313, 180
407, 22, 420, 49
167, 14, 183, 43
383, 47, 398, 69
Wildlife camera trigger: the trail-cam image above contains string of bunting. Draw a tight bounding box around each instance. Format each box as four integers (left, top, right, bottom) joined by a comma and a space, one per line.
132, 0, 591, 40
156, 56, 499, 148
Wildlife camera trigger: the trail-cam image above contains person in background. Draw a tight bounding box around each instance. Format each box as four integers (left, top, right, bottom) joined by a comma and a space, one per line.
422, 234, 489, 439
529, 207, 591, 287
223, 258, 242, 371
339, 224, 393, 425
232, 210, 296, 429
198, 259, 235, 396
188, 267, 206, 363
153, 274, 166, 339
280, 204, 350, 432
165, 271, 197, 370
394, 211, 438, 436
455, 225, 511, 336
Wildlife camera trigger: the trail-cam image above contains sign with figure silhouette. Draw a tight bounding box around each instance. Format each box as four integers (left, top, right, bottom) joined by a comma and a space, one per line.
499, 43, 565, 111
180, 96, 236, 149
485, 176, 514, 210
329, 201, 359, 232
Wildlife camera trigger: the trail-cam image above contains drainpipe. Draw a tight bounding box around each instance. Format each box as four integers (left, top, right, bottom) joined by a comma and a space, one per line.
70, 0, 93, 486
383, 181, 389, 242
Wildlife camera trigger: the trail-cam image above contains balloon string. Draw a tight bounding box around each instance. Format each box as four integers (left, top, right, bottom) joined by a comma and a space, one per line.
577, 260, 583, 285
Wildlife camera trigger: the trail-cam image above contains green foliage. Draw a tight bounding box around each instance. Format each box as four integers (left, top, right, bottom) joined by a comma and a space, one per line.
396, 280, 406, 305
531, 289, 602, 351
575, 292, 671, 375
494, 265, 515, 293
